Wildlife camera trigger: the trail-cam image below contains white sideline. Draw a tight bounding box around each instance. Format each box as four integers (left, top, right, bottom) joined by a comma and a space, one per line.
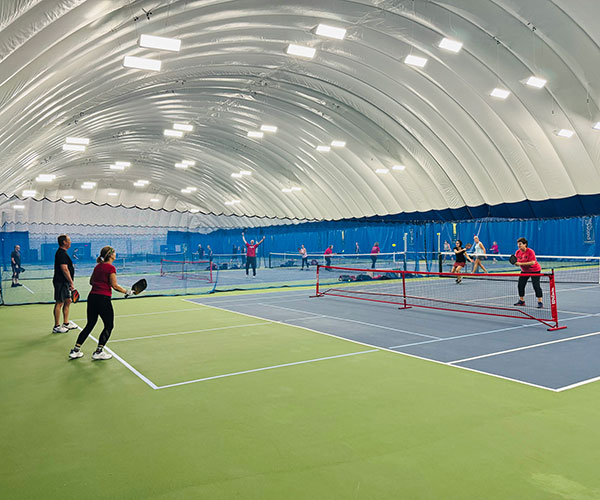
449, 331, 600, 364
21, 283, 35, 294
155, 350, 378, 389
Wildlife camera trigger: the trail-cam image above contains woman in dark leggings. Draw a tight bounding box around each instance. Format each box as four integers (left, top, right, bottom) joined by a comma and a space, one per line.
513, 237, 543, 308
68, 246, 130, 360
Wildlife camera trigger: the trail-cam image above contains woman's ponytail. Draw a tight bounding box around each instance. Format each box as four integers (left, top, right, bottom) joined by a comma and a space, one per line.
97, 246, 115, 264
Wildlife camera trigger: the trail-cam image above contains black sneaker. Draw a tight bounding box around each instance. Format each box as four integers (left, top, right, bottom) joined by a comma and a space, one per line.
514, 300, 525, 306
537, 302, 544, 308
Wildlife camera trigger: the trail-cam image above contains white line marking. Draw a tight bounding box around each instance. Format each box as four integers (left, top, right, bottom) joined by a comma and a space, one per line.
21, 283, 35, 294
182, 299, 556, 392
556, 375, 600, 392
259, 302, 441, 340
74, 327, 158, 389
156, 350, 378, 389
449, 331, 600, 365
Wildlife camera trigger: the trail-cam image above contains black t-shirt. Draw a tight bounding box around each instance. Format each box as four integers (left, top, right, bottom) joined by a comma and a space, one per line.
198, 246, 204, 257
454, 247, 466, 263
11, 251, 21, 267
53, 248, 75, 284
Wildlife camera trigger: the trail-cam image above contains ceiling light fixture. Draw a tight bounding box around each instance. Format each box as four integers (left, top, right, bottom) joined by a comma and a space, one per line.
181, 160, 196, 166
316, 145, 331, 152
139, 34, 181, 52
114, 161, 131, 167
315, 24, 347, 40
173, 123, 193, 132
13, 204, 25, 209
231, 173, 243, 178
108, 192, 118, 196
164, 129, 184, 138
123, 55, 161, 71
404, 55, 428, 68
392, 165, 406, 171
525, 76, 547, 88
490, 88, 511, 99
66, 137, 90, 145
439, 38, 463, 53
110, 165, 125, 171
286, 44, 316, 59
593, 122, 600, 130
240, 170, 252, 176
556, 129, 574, 138
174, 163, 189, 169
63, 195, 74, 200
22, 189, 36, 197
36, 174, 56, 182
331, 140, 346, 148
260, 125, 278, 132
282, 188, 292, 193
247, 131, 264, 138
376, 168, 389, 174
62, 144, 86, 152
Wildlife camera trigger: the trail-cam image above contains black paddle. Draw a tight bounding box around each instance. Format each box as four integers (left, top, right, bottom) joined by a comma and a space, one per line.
509, 254, 518, 265
71, 289, 80, 303
125, 278, 147, 297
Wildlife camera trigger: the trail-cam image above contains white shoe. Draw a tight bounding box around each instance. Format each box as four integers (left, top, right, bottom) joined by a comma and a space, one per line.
63, 321, 78, 330
92, 351, 112, 360
52, 325, 68, 334
69, 349, 84, 359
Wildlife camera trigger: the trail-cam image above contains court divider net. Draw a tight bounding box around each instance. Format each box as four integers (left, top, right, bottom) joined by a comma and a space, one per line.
315, 264, 566, 331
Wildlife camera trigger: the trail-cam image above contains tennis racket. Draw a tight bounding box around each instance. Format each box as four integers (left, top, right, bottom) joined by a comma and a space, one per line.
509, 254, 518, 265
71, 289, 80, 303
131, 278, 147, 295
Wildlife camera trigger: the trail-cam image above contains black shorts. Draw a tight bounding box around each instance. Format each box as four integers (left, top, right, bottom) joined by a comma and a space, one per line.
11, 264, 20, 277
53, 282, 71, 303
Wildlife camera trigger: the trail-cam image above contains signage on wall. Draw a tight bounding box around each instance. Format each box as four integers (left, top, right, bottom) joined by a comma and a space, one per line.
583, 217, 595, 244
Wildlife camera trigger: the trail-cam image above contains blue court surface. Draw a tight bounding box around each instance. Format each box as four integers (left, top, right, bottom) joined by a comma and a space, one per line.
187, 281, 600, 392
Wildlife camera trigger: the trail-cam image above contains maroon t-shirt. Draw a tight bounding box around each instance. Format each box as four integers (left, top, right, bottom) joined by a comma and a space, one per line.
371, 246, 380, 254
90, 262, 116, 297
324, 248, 333, 255
515, 248, 541, 273
246, 243, 259, 257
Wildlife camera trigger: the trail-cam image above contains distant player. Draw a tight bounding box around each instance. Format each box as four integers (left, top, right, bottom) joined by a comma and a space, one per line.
242, 233, 265, 277
197, 244, 204, 259
513, 237, 543, 309
324, 245, 334, 270
11, 245, 22, 287
355, 242, 360, 254
451, 240, 472, 284
68, 246, 131, 360
471, 235, 488, 273
299, 245, 309, 270
370, 242, 380, 269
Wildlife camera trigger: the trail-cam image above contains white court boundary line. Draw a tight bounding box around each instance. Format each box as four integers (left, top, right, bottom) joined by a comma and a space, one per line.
21, 283, 35, 294
449, 331, 600, 364
183, 298, 558, 392
155, 350, 378, 389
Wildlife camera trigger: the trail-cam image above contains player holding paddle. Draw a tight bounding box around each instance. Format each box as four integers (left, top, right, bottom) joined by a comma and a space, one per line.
471, 235, 488, 273
68, 246, 135, 360
512, 237, 543, 308
451, 240, 472, 283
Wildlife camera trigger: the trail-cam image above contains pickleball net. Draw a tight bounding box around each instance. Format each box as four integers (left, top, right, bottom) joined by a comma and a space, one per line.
160, 259, 214, 282
438, 253, 600, 284
315, 265, 566, 331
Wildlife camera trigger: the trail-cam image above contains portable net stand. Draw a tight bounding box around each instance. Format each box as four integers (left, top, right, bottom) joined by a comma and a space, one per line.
314, 264, 567, 331
160, 259, 214, 282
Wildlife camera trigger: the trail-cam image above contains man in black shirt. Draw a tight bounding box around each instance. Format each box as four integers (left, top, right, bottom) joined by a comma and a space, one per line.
197, 244, 204, 259
11, 245, 22, 287
52, 234, 77, 333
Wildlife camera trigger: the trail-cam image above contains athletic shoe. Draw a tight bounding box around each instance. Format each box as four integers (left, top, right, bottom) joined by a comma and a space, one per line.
63, 321, 78, 330
92, 351, 112, 361
11, 283, 17, 287
16, 283, 22, 287
52, 325, 68, 334
537, 302, 544, 308
69, 349, 83, 359
514, 300, 526, 306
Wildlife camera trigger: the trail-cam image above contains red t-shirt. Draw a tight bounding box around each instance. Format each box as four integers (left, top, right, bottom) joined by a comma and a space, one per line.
90, 262, 117, 297
324, 248, 333, 255
515, 248, 541, 273
246, 243, 259, 257
371, 246, 380, 254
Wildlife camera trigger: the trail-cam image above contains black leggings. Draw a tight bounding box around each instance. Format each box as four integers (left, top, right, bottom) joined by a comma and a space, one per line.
518, 274, 543, 298
371, 256, 377, 269
246, 256, 257, 275
76, 294, 114, 347
302, 257, 309, 269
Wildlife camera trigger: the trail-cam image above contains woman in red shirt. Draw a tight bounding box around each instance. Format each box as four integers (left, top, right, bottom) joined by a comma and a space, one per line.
513, 237, 543, 308
68, 246, 131, 360
370, 242, 380, 269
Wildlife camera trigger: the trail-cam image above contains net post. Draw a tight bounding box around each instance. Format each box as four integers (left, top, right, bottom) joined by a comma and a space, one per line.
269, 253, 272, 269
548, 270, 567, 331
438, 253, 443, 273
310, 264, 322, 298
398, 269, 411, 309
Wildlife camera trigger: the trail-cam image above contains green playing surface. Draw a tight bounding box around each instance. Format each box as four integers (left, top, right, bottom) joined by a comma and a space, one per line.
1, 293, 600, 499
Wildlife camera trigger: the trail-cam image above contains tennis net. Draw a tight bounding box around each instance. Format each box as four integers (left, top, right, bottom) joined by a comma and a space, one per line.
438, 252, 600, 284
160, 259, 214, 282
269, 251, 406, 269
315, 264, 565, 330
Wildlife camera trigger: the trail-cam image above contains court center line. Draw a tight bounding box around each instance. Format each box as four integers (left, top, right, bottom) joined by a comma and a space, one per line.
259, 302, 441, 340
72, 326, 158, 390
183, 299, 556, 392
449, 331, 600, 365
156, 349, 379, 389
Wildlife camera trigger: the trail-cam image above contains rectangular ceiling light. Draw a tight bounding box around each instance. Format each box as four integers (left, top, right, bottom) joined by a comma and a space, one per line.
123, 55, 161, 71
331, 140, 346, 148
63, 195, 74, 200
110, 165, 125, 170
291, 186, 302, 191
315, 24, 347, 40
286, 44, 316, 59
108, 192, 118, 196
81, 184, 95, 189
231, 173, 243, 178
63, 144, 86, 152
181, 188, 191, 193
150, 198, 159, 202
260, 125, 278, 132
556, 129, 574, 138
190, 208, 200, 213
173, 123, 193, 132
13, 204, 25, 209
392, 164, 406, 171
22, 189, 36, 197
316, 145, 331, 152
490, 88, 510, 99
182, 160, 196, 166
164, 129, 184, 138
66, 137, 90, 145
404, 55, 428, 68
139, 34, 181, 52
174, 162, 189, 169
593, 122, 600, 130
375, 168, 389, 174
36, 174, 56, 182
240, 170, 252, 176
114, 161, 131, 167
137, 179, 149, 185
525, 76, 547, 88
282, 188, 292, 193
185, 187, 197, 192
247, 131, 264, 138
133, 182, 146, 187
439, 38, 463, 53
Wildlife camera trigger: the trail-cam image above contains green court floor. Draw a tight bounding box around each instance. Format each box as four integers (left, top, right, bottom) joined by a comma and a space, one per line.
1, 294, 600, 499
